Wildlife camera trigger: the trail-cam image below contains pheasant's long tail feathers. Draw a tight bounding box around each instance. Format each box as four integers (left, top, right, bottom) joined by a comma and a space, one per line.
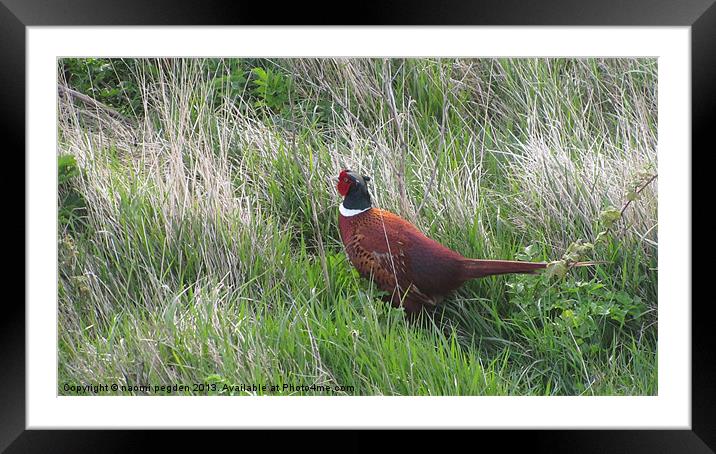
461, 259, 601, 280
461, 259, 547, 279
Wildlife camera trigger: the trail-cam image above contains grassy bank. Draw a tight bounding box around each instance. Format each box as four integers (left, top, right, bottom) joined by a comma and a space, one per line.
57, 58, 658, 395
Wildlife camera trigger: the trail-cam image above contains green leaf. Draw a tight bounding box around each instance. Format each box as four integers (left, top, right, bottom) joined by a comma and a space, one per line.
599, 207, 621, 228
562, 239, 594, 263
524, 243, 539, 259
545, 260, 568, 279
251, 67, 267, 80
561, 309, 575, 326
594, 231, 608, 244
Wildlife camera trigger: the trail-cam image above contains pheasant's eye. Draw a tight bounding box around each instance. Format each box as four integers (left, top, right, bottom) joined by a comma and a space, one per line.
343, 178, 349, 183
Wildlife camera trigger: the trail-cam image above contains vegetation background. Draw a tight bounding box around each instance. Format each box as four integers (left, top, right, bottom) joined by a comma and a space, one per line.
58, 58, 658, 395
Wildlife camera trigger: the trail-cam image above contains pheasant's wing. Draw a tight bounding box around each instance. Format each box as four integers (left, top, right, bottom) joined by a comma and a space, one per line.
348, 212, 439, 307
360, 209, 468, 298
344, 228, 406, 292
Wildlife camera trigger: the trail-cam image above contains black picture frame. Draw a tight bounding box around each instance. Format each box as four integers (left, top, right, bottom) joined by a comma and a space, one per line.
7, 0, 712, 451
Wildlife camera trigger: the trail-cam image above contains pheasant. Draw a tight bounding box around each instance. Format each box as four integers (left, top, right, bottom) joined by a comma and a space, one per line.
336, 169, 594, 314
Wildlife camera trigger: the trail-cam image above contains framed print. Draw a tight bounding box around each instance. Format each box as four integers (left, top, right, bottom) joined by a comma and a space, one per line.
8, 0, 712, 451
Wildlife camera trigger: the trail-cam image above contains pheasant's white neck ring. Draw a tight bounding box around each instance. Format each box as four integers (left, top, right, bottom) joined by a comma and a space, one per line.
339, 203, 371, 217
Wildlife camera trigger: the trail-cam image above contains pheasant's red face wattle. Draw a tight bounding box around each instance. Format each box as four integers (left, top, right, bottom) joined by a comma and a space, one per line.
336, 169, 353, 197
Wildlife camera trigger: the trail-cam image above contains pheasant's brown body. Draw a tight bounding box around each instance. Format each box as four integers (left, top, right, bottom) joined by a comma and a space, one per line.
338, 207, 547, 314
